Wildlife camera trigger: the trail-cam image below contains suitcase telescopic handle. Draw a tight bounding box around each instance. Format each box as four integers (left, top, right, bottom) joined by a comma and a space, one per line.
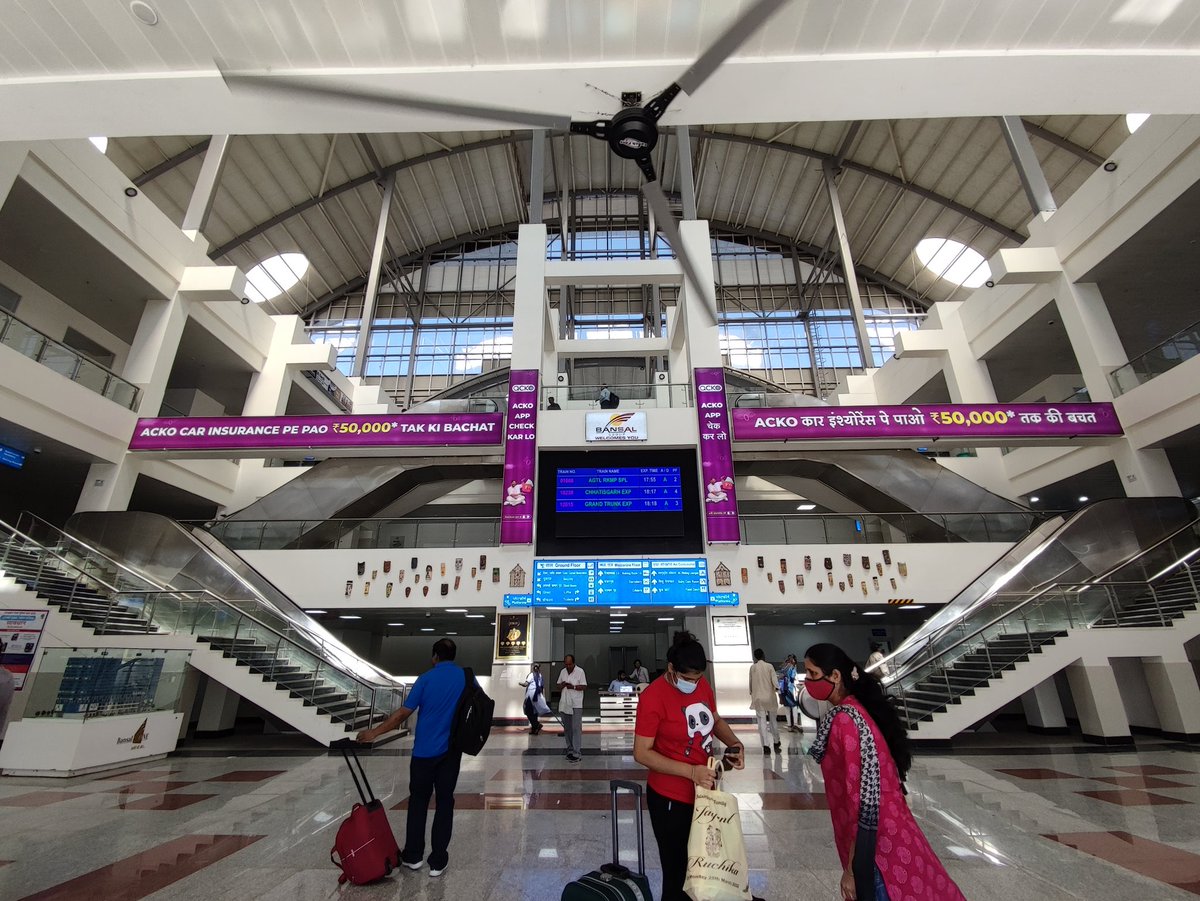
336, 740, 376, 805
609, 780, 646, 876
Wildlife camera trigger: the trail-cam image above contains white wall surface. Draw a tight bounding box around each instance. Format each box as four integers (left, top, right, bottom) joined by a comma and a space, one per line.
1110, 656, 1161, 730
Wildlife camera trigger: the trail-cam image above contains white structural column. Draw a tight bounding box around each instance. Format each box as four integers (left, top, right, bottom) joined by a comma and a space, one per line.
512, 223, 549, 373
1055, 277, 1180, 495
76, 294, 191, 512
1065, 660, 1133, 744
1142, 654, 1200, 740
1020, 677, 1068, 733
528, 130, 546, 224
998, 117, 1057, 217
243, 316, 338, 416
0, 142, 28, 211
822, 162, 876, 369
351, 173, 396, 379
181, 135, 232, 244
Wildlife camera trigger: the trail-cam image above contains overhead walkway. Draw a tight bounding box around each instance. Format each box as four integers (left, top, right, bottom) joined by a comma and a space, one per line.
0, 512, 405, 746
874, 497, 1200, 740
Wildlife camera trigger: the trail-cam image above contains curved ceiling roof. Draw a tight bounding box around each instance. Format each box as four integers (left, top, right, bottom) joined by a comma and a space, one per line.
106, 114, 1128, 314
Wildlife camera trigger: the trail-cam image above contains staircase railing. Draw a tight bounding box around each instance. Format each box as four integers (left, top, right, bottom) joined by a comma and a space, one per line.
880, 518, 1200, 721
0, 517, 404, 734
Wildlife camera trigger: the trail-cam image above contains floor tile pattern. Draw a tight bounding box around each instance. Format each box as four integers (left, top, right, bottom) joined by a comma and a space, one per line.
1, 729, 1198, 900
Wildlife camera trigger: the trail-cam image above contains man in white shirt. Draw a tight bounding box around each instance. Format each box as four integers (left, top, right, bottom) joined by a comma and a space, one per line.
630, 659, 650, 684
867, 643, 890, 677
748, 648, 781, 754
557, 655, 587, 762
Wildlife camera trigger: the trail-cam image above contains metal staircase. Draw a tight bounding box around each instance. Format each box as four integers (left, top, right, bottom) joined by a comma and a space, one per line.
881, 517, 1200, 734
0, 517, 402, 739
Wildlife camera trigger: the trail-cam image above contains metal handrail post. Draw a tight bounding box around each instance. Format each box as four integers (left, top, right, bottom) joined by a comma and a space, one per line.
270, 635, 284, 679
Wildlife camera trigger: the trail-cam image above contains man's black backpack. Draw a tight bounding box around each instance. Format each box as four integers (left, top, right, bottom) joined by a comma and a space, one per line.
450, 667, 494, 756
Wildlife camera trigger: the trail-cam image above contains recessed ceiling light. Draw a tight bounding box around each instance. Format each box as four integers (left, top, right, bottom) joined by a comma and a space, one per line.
903, 605, 926, 611
862, 611, 885, 616
562, 617, 578, 622
747, 612, 756, 616
1078, 495, 1089, 503
610, 612, 627, 618
387, 622, 405, 626
446, 609, 467, 613
465, 614, 485, 618
420, 627, 435, 632
306, 609, 327, 614
673, 605, 695, 610
338, 615, 362, 620
804, 622, 817, 626
796, 503, 816, 511
89, 136, 108, 153
1028, 496, 1039, 503
819, 619, 835, 623
1126, 113, 1150, 133
129, 1, 159, 26
489, 621, 496, 626
612, 606, 631, 610
658, 617, 675, 621
547, 607, 567, 611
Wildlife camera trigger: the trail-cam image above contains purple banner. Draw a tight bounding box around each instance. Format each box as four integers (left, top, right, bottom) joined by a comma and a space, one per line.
128, 413, 502, 452
731, 403, 1123, 442
694, 367, 740, 543
500, 370, 539, 544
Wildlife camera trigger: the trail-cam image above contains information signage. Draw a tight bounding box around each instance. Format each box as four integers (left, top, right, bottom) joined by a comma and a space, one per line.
499, 370, 538, 544
531, 558, 710, 607
0, 444, 26, 470
128, 413, 502, 452
694, 368, 740, 542
494, 612, 532, 663
585, 411, 648, 442
0, 610, 48, 689
731, 403, 1122, 442
555, 466, 684, 513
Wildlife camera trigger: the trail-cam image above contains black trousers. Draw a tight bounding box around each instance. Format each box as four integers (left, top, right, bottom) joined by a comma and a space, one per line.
523, 696, 540, 729
404, 751, 462, 870
647, 785, 694, 901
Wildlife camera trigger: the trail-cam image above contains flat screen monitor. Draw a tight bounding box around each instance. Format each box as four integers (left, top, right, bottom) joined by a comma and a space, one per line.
531, 557, 710, 607
537, 449, 702, 555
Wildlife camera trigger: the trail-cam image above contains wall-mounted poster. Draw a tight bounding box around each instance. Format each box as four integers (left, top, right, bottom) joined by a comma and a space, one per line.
712, 615, 749, 647
495, 612, 532, 662
0, 609, 48, 689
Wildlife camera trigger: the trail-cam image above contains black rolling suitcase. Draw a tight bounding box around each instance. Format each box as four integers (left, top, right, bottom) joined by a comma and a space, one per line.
561, 780, 653, 901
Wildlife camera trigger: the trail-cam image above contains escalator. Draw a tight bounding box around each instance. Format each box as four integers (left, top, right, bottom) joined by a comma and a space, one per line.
222, 459, 500, 548
8, 511, 407, 744
740, 451, 1034, 541
873, 497, 1200, 738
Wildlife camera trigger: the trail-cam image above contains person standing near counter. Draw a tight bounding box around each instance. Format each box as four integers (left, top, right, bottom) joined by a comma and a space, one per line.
519, 663, 546, 735
631, 659, 650, 684
557, 655, 587, 762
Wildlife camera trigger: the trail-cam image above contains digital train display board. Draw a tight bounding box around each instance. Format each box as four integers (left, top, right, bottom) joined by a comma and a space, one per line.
530, 558, 711, 607
554, 466, 684, 514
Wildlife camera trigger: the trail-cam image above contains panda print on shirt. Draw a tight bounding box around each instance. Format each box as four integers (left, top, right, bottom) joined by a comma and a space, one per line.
683, 700, 715, 760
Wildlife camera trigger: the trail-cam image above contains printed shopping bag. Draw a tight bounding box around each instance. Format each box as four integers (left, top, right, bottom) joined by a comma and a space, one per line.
684, 759, 752, 901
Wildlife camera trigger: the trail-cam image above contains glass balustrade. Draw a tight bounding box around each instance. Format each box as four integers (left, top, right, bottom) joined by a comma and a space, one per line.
204, 517, 503, 550
0, 309, 140, 409
1109, 318, 1200, 395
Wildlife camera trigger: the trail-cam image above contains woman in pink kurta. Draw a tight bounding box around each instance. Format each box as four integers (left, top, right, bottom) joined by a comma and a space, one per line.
805, 643, 965, 901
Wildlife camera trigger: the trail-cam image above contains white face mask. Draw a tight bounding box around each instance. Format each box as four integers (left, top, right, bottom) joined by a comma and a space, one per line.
674, 676, 699, 695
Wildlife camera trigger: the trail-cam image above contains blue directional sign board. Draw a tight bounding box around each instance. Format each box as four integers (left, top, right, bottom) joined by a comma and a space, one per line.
0, 445, 26, 470
530, 558, 711, 607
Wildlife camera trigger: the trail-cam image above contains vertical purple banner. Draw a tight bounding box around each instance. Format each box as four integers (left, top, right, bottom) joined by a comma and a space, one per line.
500, 370, 539, 544
694, 367, 740, 543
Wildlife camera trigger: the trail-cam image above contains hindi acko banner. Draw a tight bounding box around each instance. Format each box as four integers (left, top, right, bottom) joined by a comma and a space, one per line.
500, 370, 538, 544
128, 413, 502, 452
694, 368, 740, 543
731, 403, 1122, 442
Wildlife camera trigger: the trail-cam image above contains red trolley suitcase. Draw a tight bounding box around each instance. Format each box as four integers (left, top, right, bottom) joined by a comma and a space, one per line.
330, 741, 401, 885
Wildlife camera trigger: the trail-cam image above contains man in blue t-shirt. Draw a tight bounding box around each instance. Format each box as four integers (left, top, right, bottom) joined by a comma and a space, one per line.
358, 638, 470, 877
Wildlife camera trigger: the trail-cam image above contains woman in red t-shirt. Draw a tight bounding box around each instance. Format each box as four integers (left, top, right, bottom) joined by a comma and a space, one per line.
634, 631, 745, 901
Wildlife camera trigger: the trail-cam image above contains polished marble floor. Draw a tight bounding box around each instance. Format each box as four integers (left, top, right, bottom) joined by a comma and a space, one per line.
1, 725, 1199, 900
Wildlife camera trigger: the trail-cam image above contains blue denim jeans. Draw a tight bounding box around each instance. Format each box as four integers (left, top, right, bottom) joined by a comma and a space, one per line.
874, 867, 891, 901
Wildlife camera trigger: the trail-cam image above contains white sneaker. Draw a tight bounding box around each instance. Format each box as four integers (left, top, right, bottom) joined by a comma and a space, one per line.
429, 865, 446, 877
402, 860, 424, 872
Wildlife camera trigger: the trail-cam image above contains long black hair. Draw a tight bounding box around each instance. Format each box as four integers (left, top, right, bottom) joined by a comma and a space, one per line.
667, 630, 707, 675
805, 642, 912, 781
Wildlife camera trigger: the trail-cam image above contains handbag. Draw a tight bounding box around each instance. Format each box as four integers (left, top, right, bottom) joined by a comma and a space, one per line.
683, 758, 752, 901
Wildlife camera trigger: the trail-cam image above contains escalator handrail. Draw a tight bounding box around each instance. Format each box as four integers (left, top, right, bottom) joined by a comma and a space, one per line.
880, 512, 1200, 688
0, 518, 399, 701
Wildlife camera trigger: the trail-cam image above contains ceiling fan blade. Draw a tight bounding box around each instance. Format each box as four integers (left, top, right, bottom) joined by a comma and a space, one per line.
675, 0, 790, 96
219, 66, 571, 131
641, 179, 718, 321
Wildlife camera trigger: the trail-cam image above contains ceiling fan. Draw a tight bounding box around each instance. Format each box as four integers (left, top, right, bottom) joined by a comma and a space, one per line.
220, 0, 790, 311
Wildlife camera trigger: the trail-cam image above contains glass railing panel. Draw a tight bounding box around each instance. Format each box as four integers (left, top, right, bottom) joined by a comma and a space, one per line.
106, 378, 139, 409
1, 314, 46, 358
742, 517, 786, 545
454, 519, 500, 546
73, 356, 111, 395
1109, 320, 1200, 396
